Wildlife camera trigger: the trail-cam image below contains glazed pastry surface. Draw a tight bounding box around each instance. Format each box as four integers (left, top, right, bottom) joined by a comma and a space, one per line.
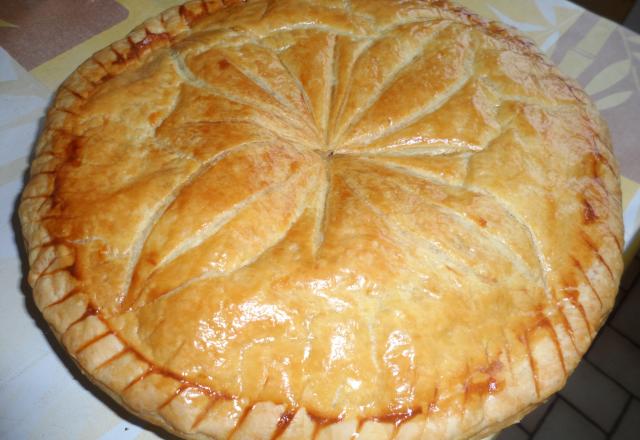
20, 0, 623, 438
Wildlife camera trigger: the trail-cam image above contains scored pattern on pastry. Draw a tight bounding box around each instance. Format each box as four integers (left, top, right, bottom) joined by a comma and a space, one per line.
19, 0, 623, 439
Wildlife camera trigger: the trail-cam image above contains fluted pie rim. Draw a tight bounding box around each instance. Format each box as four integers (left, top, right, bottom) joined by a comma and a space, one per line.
18, 0, 623, 439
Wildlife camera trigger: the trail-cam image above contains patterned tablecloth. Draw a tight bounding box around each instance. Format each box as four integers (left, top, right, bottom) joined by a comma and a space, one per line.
1, 1, 639, 439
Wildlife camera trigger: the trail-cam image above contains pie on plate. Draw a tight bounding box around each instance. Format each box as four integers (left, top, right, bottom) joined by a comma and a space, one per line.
19, 0, 624, 438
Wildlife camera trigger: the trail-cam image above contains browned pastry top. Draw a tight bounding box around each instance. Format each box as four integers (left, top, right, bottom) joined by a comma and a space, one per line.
20, 0, 623, 438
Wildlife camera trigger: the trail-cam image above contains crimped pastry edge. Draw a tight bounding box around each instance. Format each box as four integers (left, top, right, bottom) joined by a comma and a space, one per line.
18, 1, 624, 439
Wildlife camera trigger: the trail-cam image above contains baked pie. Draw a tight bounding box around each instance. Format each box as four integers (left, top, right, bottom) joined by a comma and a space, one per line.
19, 0, 624, 438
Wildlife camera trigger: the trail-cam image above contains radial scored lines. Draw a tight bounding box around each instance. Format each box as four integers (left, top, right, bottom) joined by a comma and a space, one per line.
215, 43, 319, 133
170, 48, 224, 94
153, 79, 184, 133
221, 55, 294, 115
119, 141, 258, 309
341, 33, 477, 150
360, 154, 467, 187
469, 186, 553, 296
352, 158, 543, 289
149, 137, 198, 162
116, 166, 202, 308
330, 20, 451, 146
262, 28, 337, 145
131, 192, 302, 311
178, 119, 289, 151
344, 67, 476, 152
143, 179, 272, 275
323, 34, 337, 145
340, 133, 483, 159
378, 161, 539, 281
312, 163, 331, 256
364, 302, 382, 392
241, 33, 330, 145
341, 176, 486, 283
128, 164, 317, 310
326, 37, 374, 143
169, 47, 315, 147
148, 88, 203, 162
328, 36, 397, 140
262, 43, 317, 125
152, 138, 199, 162
463, 183, 588, 361
260, 23, 362, 39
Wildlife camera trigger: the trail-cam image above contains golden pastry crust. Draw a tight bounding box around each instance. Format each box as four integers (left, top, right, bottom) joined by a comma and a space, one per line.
19, 0, 623, 439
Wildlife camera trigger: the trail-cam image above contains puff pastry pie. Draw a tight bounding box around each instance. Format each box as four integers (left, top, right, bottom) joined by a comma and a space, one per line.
19, 0, 624, 438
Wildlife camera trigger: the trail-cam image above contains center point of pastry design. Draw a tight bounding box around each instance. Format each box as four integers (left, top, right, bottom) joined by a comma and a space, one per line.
313, 149, 336, 159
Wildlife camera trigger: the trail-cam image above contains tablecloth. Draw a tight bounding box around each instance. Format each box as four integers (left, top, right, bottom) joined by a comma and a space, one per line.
1, 1, 639, 438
